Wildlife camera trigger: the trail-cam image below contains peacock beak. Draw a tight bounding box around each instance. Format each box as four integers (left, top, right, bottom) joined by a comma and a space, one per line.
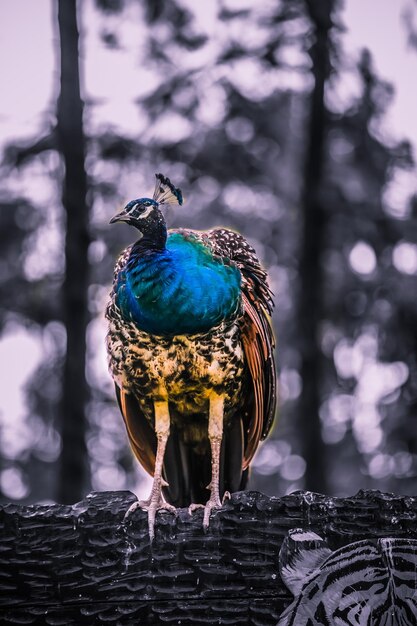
109, 209, 130, 224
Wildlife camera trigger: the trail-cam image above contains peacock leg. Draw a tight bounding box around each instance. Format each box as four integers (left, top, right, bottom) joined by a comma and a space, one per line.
124, 399, 175, 541
189, 392, 230, 529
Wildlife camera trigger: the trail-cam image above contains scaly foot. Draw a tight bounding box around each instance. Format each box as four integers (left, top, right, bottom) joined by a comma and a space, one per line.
189, 490, 231, 530
124, 493, 176, 541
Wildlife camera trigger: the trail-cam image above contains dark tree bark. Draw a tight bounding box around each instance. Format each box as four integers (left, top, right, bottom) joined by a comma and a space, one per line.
1, 490, 416, 625
297, 0, 334, 492
56, 0, 90, 503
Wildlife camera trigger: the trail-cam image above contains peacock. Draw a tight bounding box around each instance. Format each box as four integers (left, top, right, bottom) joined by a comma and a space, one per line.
106, 173, 276, 539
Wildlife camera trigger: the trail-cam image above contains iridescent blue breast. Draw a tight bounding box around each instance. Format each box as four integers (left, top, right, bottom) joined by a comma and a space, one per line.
115, 232, 241, 335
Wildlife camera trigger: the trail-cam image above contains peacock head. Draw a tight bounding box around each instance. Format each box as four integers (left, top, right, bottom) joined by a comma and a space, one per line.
110, 197, 160, 227
109, 173, 183, 245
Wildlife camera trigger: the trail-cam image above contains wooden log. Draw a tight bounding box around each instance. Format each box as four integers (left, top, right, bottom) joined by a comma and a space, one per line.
1, 490, 417, 625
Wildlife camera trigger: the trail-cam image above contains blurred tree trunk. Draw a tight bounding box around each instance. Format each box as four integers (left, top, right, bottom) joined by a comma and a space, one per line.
297, 0, 334, 493
56, 0, 90, 503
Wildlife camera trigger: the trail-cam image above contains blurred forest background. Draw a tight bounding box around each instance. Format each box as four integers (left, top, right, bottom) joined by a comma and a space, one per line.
1, 0, 417, 505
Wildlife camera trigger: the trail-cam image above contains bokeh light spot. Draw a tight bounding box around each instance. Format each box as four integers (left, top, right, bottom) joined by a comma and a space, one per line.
392, 241, 417, 275
0, 467, 29, 500
349, 241, 376, 275
280, 455, 306, 481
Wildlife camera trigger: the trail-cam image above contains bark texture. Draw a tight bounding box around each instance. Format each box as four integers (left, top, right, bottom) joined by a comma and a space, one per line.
1, 490, 416, 625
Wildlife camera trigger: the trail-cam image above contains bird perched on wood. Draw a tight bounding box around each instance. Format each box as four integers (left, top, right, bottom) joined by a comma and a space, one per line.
106, 173, 276, 539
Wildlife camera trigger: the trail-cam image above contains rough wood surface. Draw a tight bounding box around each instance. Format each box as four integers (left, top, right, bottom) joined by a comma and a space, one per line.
1, 490, 417, 625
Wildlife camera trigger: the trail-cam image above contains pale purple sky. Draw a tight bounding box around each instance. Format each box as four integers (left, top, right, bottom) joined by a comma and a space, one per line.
1, 0, 417, 147
0, 0, 416, 498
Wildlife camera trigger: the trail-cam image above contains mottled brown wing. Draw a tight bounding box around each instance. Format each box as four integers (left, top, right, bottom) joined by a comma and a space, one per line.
114, 384, 157, 477
207, 229, 277, 468
241, 292, 276, 467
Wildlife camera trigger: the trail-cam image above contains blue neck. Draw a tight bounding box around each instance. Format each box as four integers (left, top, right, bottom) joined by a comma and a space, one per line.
116, 232, 241, 335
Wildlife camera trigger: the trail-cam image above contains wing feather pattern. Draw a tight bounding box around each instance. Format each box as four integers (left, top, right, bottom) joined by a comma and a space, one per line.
208, 228, 277, 468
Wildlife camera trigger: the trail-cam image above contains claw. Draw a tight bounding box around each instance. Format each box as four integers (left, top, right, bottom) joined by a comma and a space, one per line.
202, 491, 231, 529
188, 491, 231, 528
124, 495, 176, 541
188, 502, 204, 515
187, 498, 221, 529
222, 491, 231, 503
203, 494, 222, 529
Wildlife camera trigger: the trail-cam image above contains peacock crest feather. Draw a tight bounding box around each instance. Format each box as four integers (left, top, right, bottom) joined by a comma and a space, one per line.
153, 172, 183, 206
